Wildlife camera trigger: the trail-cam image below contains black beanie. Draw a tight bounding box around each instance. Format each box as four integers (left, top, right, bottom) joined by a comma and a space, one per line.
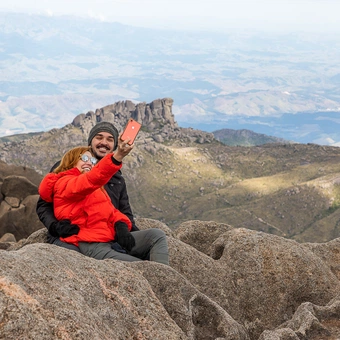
88, 121, 119, 150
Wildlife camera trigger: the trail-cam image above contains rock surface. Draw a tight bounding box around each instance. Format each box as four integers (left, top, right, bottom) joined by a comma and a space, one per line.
0, 194, 44, 241
1, 219, 340, 339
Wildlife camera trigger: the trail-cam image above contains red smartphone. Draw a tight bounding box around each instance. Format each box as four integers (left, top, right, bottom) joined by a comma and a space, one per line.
121, 118, 142, 145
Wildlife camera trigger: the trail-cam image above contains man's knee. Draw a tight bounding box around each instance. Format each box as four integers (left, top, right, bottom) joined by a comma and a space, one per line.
150, 228, 166, 241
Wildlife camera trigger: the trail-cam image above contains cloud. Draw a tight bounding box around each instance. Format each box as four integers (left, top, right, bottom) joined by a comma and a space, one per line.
315, 116, 340, 124
44, 9, 53, 16
87, 10, 106, 22
292, 124, 320, 138
312, 135, 340, 147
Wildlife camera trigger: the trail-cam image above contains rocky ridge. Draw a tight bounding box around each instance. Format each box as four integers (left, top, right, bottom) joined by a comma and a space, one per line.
0, 97, 214, 175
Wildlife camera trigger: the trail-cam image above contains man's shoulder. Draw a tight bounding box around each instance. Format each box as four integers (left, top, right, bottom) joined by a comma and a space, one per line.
50, 160, 61, 173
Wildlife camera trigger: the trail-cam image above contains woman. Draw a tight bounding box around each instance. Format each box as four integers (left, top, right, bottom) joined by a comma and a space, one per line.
39, 142, 169, 265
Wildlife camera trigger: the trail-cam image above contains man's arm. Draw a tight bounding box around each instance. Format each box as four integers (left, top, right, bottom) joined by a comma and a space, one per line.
36, 161, 60, 236
36, 196, 80, 238
105, 172, 139, 231
118, 182, 139, 231
36, 196, 59, 236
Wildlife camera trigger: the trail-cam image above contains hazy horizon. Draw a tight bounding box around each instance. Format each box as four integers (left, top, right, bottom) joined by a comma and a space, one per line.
1, 0, 340, 34
0, 8, 339, 145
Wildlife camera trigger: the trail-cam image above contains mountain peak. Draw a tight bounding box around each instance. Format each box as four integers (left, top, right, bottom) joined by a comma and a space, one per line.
72, 98, 178, 135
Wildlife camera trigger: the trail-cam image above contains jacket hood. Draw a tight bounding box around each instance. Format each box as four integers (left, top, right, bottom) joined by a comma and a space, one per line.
39, 168, 80, 202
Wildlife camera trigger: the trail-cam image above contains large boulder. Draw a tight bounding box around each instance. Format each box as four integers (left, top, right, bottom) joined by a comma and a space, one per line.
259, 297, 340, 339
135, 217, 174, 237
0, 244, 185, 339
0, 243, 248, 340
303, 238, 340, 281
135, 262, 249, 340
0, 194, 44, 240
169, 225, 340, 339
174, 220, 233, 256
1, 175, 38, 200
207, 228, 340, 339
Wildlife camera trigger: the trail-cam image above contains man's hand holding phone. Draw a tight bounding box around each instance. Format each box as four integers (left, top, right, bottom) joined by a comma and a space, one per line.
113, 119, 142, 162
113, 134, 134, 162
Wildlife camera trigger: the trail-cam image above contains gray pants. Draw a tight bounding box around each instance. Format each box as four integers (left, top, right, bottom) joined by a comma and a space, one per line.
51, 237, 126, 253
78, 228, 169, 265
51, 237, 81, 252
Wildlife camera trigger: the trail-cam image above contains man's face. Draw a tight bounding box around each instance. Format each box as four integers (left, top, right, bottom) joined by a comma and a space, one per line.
90, 132, 115, 159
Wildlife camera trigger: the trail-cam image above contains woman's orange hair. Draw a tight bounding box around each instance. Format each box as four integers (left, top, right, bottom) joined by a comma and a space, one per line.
53, 146, 92, 174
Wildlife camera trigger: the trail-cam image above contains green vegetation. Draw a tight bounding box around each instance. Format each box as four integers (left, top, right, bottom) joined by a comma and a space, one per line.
328, 185, 340, 213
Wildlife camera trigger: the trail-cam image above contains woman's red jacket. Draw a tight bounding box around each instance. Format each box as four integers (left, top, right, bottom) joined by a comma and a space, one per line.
38, 153, 132, 246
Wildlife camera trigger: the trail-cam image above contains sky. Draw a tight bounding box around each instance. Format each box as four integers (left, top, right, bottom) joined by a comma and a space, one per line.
1, 0, 340, 33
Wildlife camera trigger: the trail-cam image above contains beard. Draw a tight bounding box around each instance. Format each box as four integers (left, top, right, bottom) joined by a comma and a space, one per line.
91, 144, 112, 160
92, 150, 103, 160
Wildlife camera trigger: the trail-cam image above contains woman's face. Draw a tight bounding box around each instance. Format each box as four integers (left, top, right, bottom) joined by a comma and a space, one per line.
76, 151, 97, 173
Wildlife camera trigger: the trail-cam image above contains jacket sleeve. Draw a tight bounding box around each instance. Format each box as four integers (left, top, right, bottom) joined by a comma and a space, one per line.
36, 161, 61, 236
60, 154, 122, 200
38, 173, 58, 202
117, 179, 139, 231
36, 195, 59, 236
114, 208, 133, 231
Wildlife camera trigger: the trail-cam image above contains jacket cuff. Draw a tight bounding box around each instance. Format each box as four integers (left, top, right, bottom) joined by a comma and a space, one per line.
111, 155, 122, 165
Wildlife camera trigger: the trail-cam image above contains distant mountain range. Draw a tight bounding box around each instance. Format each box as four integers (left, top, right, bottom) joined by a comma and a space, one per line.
0, 126, 290, 147
212, 128, 289, 146
0, 12, 340, 145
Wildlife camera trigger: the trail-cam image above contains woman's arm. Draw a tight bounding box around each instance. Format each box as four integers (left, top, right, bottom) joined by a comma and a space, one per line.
59, 154, 122, 199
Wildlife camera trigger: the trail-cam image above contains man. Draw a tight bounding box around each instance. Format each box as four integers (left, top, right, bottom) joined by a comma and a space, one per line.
36, 121, 139, 252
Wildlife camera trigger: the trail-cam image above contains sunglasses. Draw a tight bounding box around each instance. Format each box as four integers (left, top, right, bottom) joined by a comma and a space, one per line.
80, 154, 98, 165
